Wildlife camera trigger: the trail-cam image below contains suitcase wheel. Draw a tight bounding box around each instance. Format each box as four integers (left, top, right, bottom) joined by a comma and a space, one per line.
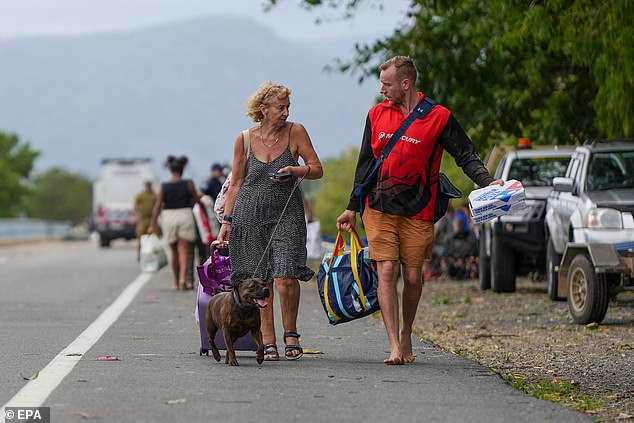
200, 348, 209, 356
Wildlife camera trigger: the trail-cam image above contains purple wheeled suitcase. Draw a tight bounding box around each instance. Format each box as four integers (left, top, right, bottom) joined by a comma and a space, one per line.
195, 244, 257, 356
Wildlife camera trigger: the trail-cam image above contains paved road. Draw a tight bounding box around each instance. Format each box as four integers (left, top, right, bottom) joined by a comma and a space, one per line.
1, 240, 591, 422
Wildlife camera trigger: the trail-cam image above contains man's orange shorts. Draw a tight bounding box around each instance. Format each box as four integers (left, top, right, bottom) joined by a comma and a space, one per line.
361, 207, 435, 267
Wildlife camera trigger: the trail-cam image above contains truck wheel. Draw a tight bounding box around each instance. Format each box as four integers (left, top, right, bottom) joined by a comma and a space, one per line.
567, 254, 609, 324
546, 240, 564, 301
479, 235, 491, 290
490, 232, 516, 293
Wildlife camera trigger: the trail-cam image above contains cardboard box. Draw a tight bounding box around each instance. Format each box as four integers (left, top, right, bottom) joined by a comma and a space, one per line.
468, 180, 525, 217
470, 201, 528, 224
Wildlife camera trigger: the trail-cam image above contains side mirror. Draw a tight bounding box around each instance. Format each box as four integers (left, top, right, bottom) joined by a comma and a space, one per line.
552, 177, 574, 193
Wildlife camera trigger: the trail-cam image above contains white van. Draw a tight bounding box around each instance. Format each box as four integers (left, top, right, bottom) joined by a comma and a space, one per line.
93, 158, 155, 247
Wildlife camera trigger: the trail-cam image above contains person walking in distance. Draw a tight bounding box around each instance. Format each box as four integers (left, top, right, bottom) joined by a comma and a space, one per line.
133, 180, 159, 261
148, 155, 207, 291
336, 56, 503, 365
201, 163, 225, 202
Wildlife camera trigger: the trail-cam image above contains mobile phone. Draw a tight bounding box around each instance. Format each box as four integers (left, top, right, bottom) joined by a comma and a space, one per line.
268, 171, 292, 181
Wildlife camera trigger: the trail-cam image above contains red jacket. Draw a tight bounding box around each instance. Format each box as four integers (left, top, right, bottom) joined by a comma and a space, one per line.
347, 93, 493, 220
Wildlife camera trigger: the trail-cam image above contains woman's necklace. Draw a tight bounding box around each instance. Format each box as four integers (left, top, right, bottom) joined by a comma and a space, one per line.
259, 126, 281, 148
261, 135, 279, 148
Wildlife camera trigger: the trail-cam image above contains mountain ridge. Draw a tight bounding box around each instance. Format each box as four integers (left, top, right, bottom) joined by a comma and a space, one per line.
0, 15, 378, 181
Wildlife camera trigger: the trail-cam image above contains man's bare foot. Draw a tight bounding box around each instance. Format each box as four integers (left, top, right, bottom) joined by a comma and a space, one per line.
400, 333, 416, 363
384, 356, 404, 365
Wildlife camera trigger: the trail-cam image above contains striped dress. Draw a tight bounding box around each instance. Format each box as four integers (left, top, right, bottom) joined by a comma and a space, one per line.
229, 144, 314, 284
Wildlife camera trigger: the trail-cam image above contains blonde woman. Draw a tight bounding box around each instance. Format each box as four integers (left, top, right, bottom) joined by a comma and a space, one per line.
217, 82, 323, 360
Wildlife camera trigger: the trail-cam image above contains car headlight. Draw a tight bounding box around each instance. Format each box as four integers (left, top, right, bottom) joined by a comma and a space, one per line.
586, 208, 622, 229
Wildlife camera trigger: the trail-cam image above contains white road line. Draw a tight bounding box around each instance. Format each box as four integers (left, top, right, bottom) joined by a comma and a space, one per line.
1, 272, 153, 413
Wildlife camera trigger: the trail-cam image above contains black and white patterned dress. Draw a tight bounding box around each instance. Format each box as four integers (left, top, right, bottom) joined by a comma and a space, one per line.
229, 139, 314, 284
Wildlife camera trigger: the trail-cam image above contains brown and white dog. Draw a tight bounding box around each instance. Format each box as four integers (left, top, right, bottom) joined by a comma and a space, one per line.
205, 278, 269, 366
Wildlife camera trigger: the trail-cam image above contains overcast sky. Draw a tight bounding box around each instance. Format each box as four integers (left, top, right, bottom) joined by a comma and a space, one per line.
0, 0, 414, 177
0, 0, 411, 41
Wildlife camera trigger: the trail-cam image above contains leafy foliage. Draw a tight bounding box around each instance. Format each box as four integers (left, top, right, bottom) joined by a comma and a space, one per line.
26, 167, 93, 225
0, 131, 39, 217
269, 0, 632, 148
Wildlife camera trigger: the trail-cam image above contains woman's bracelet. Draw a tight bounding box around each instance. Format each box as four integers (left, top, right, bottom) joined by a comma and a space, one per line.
304, 164, 311, 177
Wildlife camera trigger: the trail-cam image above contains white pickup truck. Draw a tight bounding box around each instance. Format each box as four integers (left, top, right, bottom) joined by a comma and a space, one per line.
92, 158, 155, 247
545, 139, 634, 324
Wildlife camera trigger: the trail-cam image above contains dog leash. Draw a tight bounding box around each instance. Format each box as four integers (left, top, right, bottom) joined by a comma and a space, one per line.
251, 167, 310, 279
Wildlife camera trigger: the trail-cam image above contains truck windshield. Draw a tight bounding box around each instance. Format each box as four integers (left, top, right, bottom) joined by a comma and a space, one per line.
588, 152, 634, 191
508, 157, 571, 187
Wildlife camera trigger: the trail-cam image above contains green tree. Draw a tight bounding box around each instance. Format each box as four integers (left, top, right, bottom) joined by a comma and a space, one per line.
26, 167, 93, 225
269, 0, 632, 147
521, 0, 633, 137
0, 131, 39, 217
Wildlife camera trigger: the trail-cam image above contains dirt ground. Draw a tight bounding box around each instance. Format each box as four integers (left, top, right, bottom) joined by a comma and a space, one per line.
412, 277, 634, 423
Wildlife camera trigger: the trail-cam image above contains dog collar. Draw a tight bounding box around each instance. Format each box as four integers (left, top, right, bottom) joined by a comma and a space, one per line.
232, 289, 248, 312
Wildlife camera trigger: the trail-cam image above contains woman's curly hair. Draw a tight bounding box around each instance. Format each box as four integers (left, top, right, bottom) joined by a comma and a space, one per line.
245, 81, 292, 122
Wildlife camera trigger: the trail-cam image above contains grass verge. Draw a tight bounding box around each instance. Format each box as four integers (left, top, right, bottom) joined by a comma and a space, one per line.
503, 373, 605, 419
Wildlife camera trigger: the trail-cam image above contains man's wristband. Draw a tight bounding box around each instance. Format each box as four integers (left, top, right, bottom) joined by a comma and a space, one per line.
222, 215, 233, 222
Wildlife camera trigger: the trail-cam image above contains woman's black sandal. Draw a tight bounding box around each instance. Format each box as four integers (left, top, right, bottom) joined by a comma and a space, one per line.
283, 331, 303, 360
263, 343, 279, 361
